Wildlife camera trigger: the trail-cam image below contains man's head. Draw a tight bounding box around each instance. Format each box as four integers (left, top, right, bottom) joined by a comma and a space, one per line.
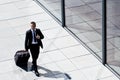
30, 21, 36, 29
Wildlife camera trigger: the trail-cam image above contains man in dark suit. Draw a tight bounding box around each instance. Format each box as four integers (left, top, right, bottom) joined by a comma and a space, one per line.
25, 21, 44, 76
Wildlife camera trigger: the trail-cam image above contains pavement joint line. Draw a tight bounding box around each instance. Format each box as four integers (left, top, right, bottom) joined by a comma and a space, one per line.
0, 0, 26, 5
38, 54, 92, 66
0, 12, 51, 21
0, 49, 89, 64
41, 44, 81, 53
0, 58, 13, 63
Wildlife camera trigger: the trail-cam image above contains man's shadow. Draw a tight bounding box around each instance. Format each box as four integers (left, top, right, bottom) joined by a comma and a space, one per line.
17, 62, 71, 80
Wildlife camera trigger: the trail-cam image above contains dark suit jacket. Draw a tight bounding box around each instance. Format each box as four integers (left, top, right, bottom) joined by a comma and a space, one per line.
25, 28, 44, 51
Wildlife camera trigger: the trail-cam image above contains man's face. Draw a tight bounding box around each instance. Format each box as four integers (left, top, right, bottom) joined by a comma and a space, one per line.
31, 23, 36, 29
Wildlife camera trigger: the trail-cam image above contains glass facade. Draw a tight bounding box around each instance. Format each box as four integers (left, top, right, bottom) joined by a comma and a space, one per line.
37, 0, 120, 77
37, 0, 62, 21
65, 0, 102, 58
107, 0, 120, 75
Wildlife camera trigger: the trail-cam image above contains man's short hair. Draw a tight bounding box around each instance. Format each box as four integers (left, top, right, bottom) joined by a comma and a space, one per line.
31, 21, 36, 26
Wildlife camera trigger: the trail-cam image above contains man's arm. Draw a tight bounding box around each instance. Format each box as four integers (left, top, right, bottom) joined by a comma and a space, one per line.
38, 29, 44, 39
25, 31, 29, 51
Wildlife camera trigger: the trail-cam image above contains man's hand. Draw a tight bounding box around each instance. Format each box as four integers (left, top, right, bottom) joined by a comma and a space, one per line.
36, 34, 40, 39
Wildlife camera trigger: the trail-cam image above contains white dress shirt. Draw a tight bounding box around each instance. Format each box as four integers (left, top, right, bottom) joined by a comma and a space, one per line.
31, 29, 38, 44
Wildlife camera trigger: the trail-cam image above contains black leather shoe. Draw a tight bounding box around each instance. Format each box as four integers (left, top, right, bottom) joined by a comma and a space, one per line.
35, 71, 40, 77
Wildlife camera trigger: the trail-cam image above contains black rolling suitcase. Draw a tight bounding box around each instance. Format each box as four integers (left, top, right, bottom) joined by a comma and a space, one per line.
14, 50, 30, 66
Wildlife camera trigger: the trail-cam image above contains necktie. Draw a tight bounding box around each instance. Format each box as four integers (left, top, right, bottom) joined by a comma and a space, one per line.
33, 30, 37, 42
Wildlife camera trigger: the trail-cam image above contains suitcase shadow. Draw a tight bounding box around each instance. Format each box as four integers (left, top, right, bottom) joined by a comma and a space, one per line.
17, 62, 71, 79
37, 66, 72, 80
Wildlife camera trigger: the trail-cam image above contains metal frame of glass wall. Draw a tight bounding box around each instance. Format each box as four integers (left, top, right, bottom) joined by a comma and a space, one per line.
102, 0, 107, 65
34, 0, 120, 78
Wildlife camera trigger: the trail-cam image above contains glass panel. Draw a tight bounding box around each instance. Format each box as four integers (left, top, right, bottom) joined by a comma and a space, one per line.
37, 0, 62, 21
107, 0, 120, 74
65, 0, 102, 58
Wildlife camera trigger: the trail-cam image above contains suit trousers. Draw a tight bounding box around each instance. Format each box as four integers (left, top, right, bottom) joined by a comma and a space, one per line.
30, 44, 40, 72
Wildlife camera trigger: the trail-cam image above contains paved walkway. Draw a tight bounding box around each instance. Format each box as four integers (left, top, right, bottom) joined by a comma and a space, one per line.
0, 0, 119, 80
